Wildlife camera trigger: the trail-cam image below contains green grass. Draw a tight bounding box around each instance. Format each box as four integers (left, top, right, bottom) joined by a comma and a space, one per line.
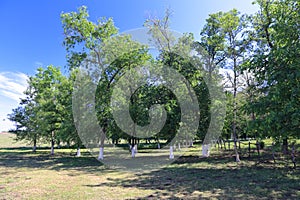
0, 133, 299, 199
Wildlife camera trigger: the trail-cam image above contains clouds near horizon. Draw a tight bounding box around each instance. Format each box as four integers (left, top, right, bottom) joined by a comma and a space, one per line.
0, 71, 28, 131
0, 71, 28, 102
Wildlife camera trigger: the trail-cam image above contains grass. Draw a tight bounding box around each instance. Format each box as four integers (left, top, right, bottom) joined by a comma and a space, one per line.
0, 133, 299, 199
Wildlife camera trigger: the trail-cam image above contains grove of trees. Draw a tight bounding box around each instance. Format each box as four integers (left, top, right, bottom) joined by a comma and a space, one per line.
9, 0, 299, 165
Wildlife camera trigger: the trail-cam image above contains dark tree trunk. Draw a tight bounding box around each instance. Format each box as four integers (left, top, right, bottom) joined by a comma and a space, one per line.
256, 140, 260, 156
248, 141, 251, 157
51, 139, 55, 155
282, 138, 288, 154
33, 138, 37, 152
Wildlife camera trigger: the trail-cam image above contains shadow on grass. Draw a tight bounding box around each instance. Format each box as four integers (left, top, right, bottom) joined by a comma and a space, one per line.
1, 147, 299, 199
83, 153, 299, 199
0, 148, 108, 174
85, 156, 300, 199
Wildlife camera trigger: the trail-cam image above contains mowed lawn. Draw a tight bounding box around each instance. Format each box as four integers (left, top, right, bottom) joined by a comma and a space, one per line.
0, 133, 299, 200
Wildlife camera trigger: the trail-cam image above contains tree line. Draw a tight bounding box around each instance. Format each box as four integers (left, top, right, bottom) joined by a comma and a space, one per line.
9, 0, 299, 162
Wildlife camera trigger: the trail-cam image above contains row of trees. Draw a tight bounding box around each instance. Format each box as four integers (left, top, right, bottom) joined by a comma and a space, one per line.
9, 0, 299, 162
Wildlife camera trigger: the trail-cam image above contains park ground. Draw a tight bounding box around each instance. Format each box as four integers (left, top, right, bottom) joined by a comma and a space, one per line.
0, 132, 299, 200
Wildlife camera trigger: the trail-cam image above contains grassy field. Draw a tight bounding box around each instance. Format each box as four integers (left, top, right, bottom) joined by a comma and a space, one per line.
0, 133, 299, 199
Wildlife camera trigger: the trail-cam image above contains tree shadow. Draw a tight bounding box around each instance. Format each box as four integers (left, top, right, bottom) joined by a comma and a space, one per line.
84, 155, 300, 199
0, 148, 110, 175
1, 147, 299, 199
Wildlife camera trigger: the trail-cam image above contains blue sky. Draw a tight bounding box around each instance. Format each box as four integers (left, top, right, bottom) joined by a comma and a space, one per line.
0, 0, 258, 131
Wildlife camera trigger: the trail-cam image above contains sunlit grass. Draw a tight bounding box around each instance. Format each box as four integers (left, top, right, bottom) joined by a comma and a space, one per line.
0, 133, 299, 199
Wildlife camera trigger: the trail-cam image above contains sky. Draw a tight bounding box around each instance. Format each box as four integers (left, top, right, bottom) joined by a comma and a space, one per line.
0, 0, 258, 131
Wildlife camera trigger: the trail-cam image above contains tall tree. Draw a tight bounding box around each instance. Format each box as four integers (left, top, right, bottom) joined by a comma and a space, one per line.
145, 10, 215, 158
8, 81, 39, 152
55, 69, 81, 156
62, 6, 151, 159
9, 66, 67, 155
246, 0, 300, 150
32, 66, 67, 155
196, 12, 226, 79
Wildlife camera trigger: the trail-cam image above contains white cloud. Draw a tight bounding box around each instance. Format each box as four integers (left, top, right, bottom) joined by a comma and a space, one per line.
34, 61, 44, 68
0, 71, 28, 132
0, 72, 28, 102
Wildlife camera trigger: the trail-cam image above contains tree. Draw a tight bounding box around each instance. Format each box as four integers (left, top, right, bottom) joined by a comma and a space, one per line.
145, 9, 219, 158
9, 66, 68, 155
8, 82, 39, 152
33, 66, 67, 155
246, 0, 300, 151
196, 12, 226, 79
62, 6, 152, 159
55, 69, 81, 156
198, 9, 249, 160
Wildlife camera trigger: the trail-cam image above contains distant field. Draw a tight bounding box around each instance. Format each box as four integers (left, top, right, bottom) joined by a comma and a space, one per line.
0, 132, 30, 148
0, 133, 299, 199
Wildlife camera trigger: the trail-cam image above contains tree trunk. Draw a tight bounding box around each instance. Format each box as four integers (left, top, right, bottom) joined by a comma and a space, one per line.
248, 141, 251, 157
98, 122, 107, 160
233, 56, 240, 162
51, 131, 55, 155
282, 138, 288, 154
202, 144, 210, 157
98, 147, 104, 160
272, 142, 276, 163
131, 144, 137, 158
51, 139, 54, 155
33, 139, 37, 152
169, 146, 174, 159
189, 140, 193, 147
291, 142, 296, 169
76, 147, 81, 157
256, 140, 260, 156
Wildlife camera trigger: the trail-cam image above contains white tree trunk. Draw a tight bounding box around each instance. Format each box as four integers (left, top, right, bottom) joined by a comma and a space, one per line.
189, 140, 193, 147
178, 143, 181, 151
98, 147, 104, 160
202, 144, 210, 157
134, 144, 138, 153
76, 147, 81, 157
51, 145, 54, 155
131, 145, 137, 158
169, 146, 174, 159
157, 143, 160, 149
131, 147, 135, 158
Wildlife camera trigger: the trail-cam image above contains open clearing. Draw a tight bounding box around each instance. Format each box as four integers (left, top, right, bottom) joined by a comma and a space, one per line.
0, 133, 299, 199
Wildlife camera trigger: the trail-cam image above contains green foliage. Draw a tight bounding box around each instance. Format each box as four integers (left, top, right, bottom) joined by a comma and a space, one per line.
245, 0, 300, 141
9, 2, 300, 156
9, 66, 79, 151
